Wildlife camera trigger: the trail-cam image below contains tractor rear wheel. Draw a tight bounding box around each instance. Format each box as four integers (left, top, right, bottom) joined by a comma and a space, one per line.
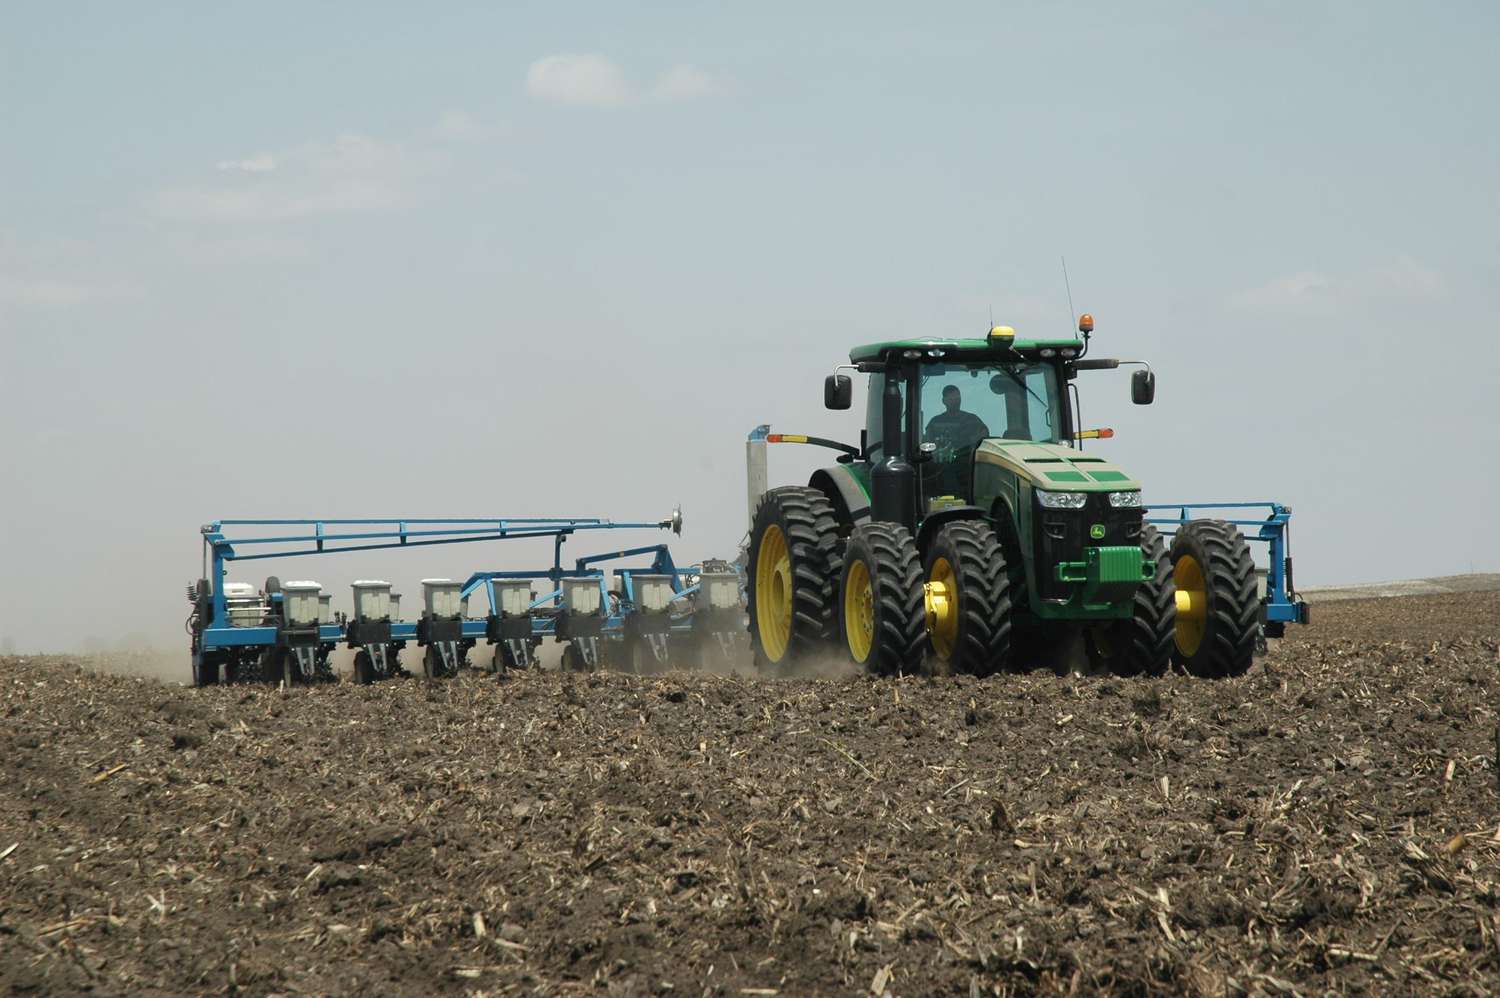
922, 521, 1012, 677
748, 487, 843, 670
839, 523, 927, 676
1170, 519, 1258, 677
1085, 524, 1176, 676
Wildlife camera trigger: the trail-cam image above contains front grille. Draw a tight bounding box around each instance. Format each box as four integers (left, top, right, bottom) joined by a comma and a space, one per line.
1033, 493, 1144, 600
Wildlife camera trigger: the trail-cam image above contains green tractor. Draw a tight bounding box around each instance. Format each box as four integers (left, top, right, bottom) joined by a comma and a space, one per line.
746, 316, 1272, 678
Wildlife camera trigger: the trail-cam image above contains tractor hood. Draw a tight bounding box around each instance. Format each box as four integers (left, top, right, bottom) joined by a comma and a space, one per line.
974, 439, 1141, 492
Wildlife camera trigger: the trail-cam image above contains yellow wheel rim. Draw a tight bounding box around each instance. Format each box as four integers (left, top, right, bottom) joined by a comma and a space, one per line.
844, 558, 875, 663
925, 556, 958, 660
755, 524, 792, 662
1174, 554, 1207, 656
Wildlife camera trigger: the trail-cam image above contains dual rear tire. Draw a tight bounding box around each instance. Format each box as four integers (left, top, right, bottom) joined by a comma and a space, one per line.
748, 488, 1013, 677
747, 487, 844, 670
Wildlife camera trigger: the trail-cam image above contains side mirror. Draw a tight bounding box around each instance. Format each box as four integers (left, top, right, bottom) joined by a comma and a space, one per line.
1131, 369, 1156, 405
824, 373, 852, 410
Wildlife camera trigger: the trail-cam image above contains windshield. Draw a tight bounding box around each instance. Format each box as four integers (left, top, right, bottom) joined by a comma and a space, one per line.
919, 362, 1062, 447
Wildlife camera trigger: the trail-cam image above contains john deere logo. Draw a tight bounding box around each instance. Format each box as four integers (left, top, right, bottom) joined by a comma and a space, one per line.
1090, 524, 1106, 540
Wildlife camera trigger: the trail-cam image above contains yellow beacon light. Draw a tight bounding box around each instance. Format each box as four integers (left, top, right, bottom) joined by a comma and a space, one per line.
988, 325, 1016, 346
1078, 313, 1094, 334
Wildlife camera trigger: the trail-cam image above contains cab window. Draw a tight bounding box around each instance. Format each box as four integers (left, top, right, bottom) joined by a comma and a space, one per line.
918, 363, 1061, 446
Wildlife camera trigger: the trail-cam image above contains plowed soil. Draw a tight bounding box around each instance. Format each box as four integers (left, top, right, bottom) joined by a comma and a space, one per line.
4, 592, 1500, 995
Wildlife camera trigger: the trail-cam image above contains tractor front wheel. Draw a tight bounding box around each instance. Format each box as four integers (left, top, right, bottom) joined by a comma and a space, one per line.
922, 521, 1012, 677
1085, 524, 1176, 676
1170, 520, 1258, 677
839, 523, 927, 676
748, 487, 843, 670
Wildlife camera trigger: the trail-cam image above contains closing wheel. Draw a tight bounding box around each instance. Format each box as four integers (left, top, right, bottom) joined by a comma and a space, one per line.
560, 642, 587, 673
922, 520, 1012, 677
840, 523, 926, 676
625, 635, 670, 675
193, 655, 221, 688
353, 650, 374, 685
422, 646, 457, 679
1169, 519, 1258, 677
747, 487, 843, 670
1084, 524, 1176, 676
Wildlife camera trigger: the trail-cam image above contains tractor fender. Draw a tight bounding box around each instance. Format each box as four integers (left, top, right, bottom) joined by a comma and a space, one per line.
915, 506, 987, 554
809, 466, 871, 527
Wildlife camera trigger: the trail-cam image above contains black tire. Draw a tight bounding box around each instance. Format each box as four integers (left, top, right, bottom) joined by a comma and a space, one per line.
691, 629, 737, 673
922, 520, 1012, 677
193, 655, 220, 687
839, 523, 927, 676
626, 635, 670, 675
747, 487, 844, 669
1169, 519, 1258, 677
259, 649, 282, 684
1085, 524, 1176, 677
423, 646, 455, 679
560, 642, 587, 673
353, 650, 374, 685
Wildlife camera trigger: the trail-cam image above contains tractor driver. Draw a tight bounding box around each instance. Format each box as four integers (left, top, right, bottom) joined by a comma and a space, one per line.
924, 385, 991, 497
925, 385, 991, 454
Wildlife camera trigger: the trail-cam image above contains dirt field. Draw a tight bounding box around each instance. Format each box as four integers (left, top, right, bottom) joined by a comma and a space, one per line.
4, 593, 1500, 995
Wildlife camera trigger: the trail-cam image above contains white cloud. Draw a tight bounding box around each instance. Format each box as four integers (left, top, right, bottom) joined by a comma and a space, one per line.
1229, 258, 1446, 312
525, 53, 723, 108
215, 153, 276, 174
1229, 271, 1333, 310
648, 64, 722, 102
525, 53, 635, 108
152, 133, 432, 223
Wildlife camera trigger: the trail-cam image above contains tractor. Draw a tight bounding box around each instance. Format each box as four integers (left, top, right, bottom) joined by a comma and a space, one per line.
746, 315, 1304, 678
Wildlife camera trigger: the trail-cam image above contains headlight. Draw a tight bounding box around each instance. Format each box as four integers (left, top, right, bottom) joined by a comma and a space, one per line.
1036, 489, 1088, 509
1108, 491, 1143, 508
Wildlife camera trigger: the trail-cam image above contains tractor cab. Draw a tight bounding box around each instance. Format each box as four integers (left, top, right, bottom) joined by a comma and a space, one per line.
864, 356, 1067, 509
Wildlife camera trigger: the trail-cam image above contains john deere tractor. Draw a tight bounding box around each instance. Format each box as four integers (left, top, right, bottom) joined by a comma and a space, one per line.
747, 316, 1267, 678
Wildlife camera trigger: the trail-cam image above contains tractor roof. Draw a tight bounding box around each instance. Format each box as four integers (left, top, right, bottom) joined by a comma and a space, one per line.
848, 336, 1085, 364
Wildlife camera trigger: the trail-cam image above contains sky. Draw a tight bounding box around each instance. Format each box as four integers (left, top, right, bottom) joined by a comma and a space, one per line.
2, 1, 1497, 654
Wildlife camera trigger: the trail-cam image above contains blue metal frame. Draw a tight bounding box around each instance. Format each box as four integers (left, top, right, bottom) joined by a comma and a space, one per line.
198, 516, 696, 653
1145, 502, 1308, 625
